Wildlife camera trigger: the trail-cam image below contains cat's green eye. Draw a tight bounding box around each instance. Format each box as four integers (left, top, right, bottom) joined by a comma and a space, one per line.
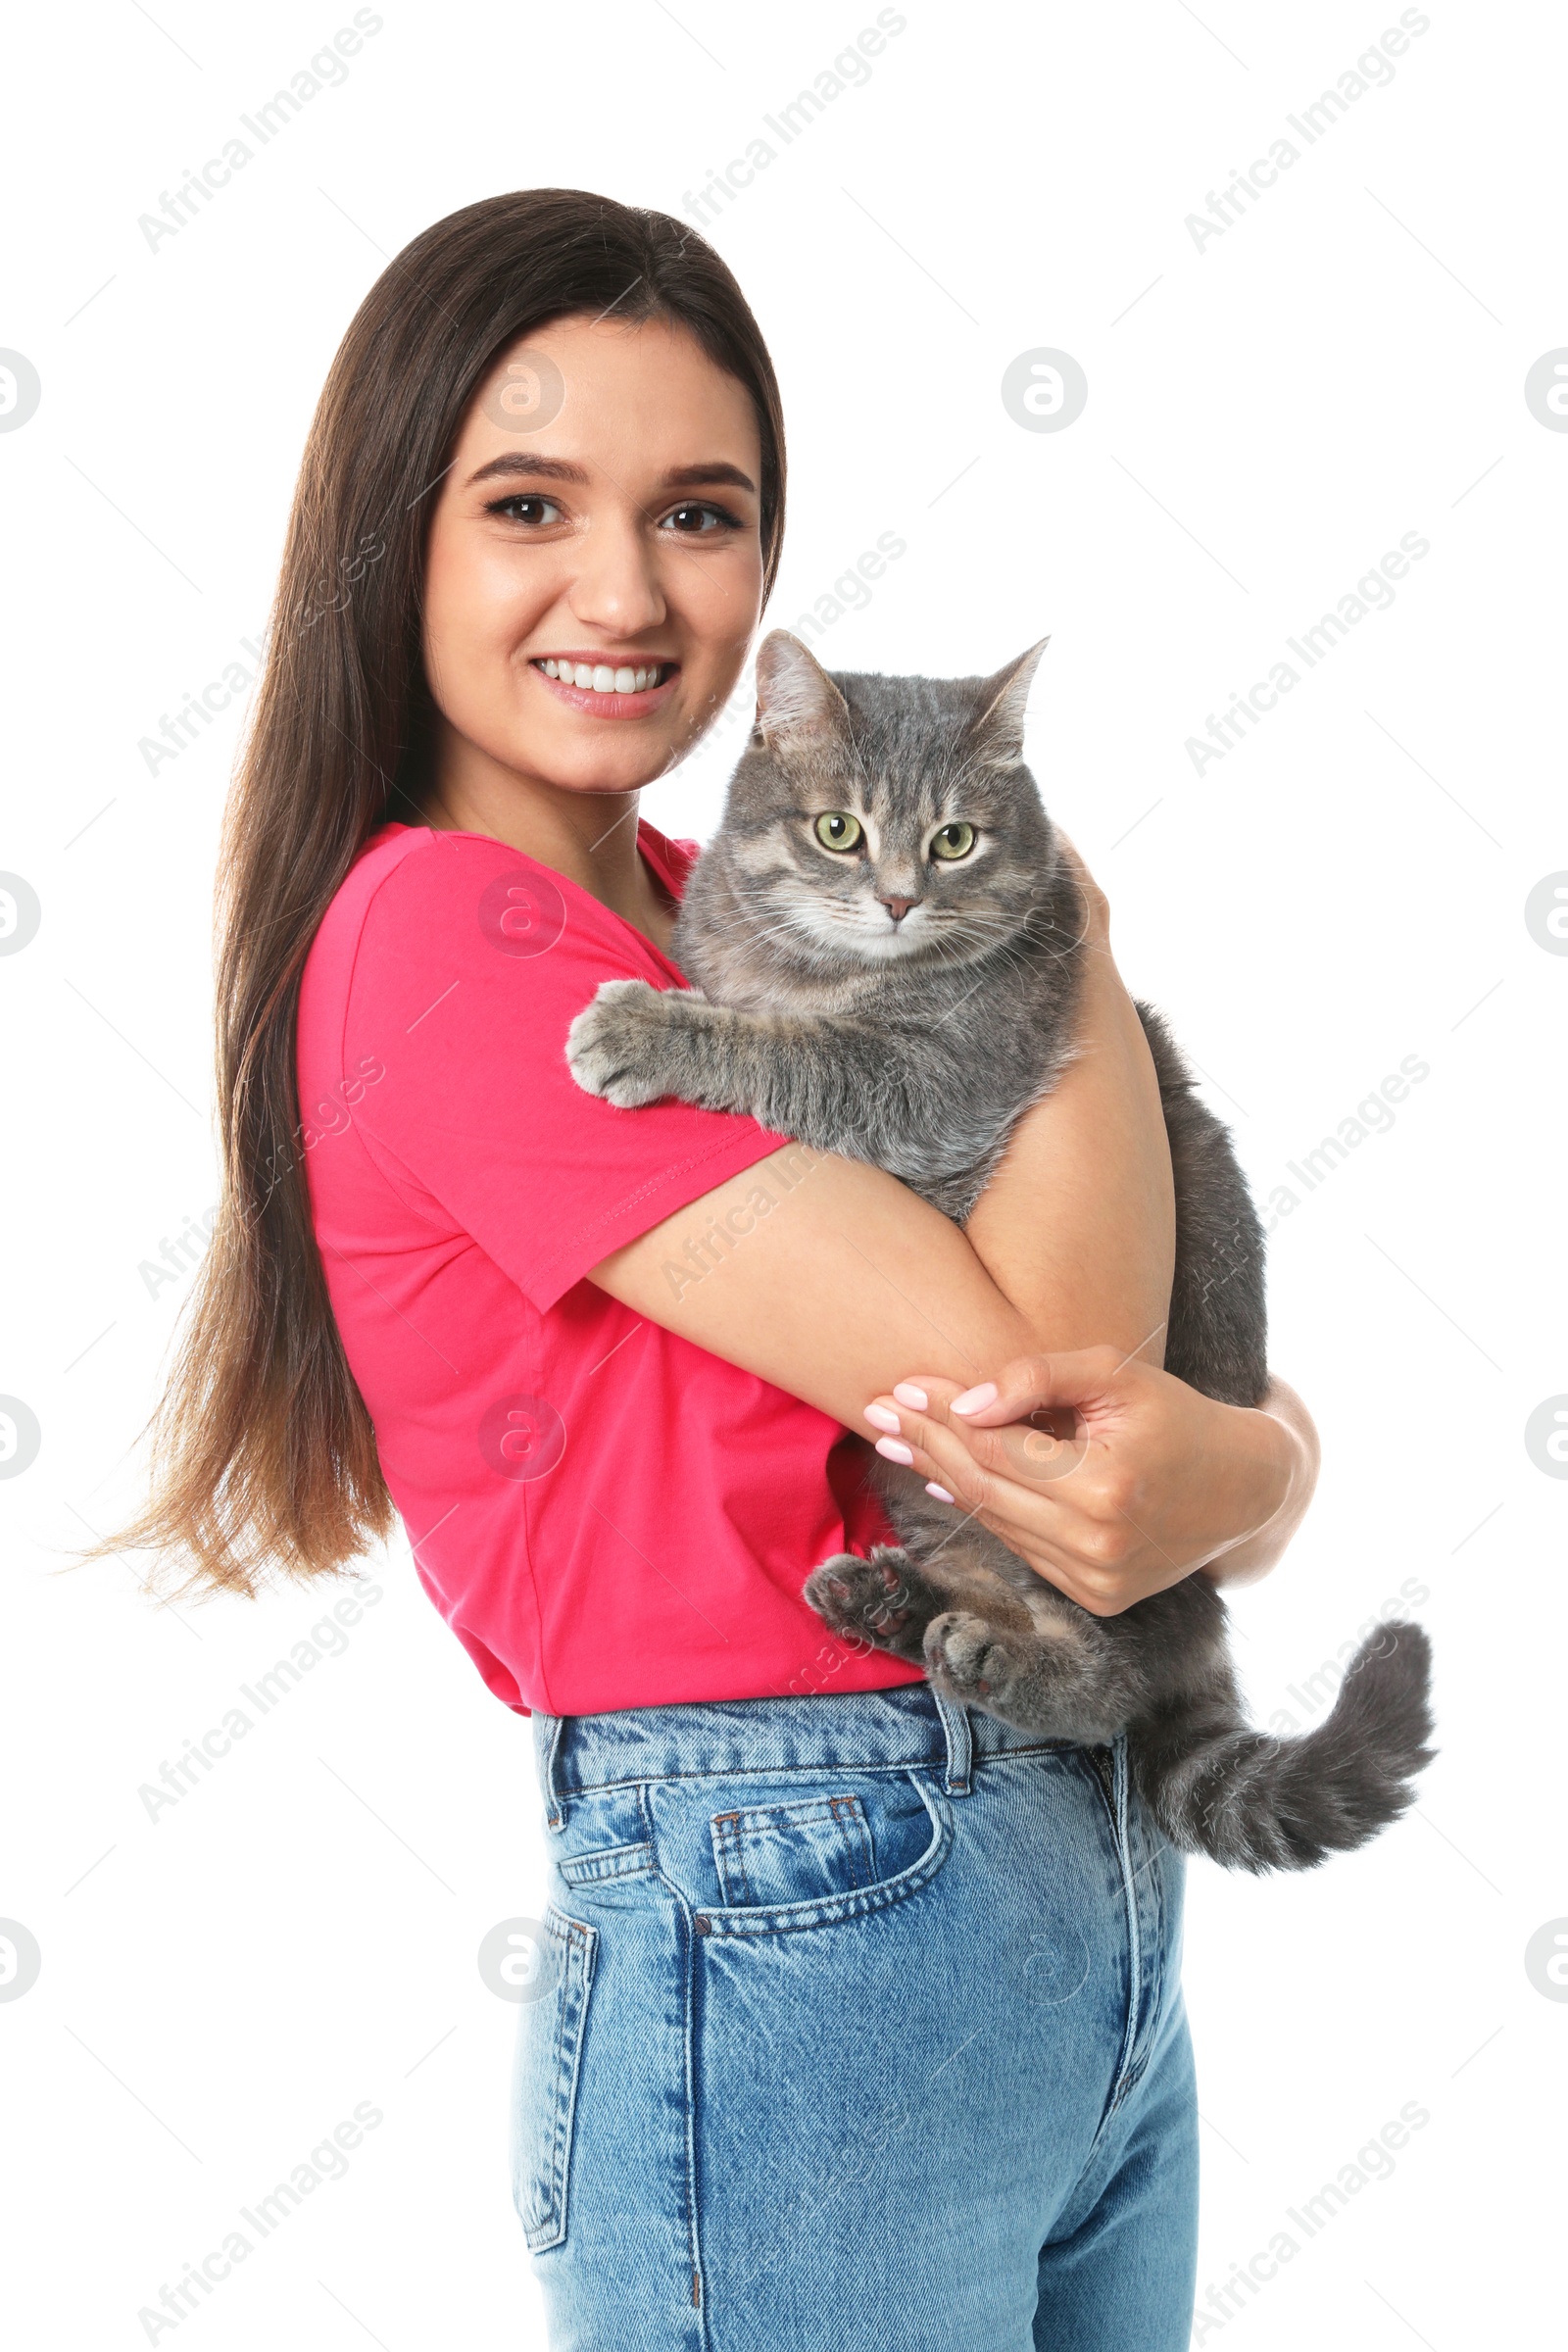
931, 822, 977, 861
813, 811, 863, 853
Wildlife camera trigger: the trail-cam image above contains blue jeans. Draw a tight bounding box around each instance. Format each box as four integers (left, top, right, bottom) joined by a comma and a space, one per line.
514, 1682, 1198, 2349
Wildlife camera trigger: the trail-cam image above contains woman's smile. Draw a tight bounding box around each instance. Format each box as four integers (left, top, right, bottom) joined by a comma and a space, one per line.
530, 652, 681, 718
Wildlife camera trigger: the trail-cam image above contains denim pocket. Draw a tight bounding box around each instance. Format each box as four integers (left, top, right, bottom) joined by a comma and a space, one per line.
511, 1905, 597, 2252
711, 1791, 877, 1908
692, 1771, 954, 1938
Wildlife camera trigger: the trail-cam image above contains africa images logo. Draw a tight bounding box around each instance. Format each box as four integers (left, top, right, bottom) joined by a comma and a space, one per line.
478, 1396, 566, 1481
0, 352, 41, 432
478, 867, 566, 960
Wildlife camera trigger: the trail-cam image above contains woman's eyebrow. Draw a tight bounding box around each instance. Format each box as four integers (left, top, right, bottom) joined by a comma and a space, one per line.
465, 454, 758, 494
660, 462, 758, 493
466, 453, 588, 488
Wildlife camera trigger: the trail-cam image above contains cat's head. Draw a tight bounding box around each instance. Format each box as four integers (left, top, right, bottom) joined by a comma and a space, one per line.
710, 630, 1060, 974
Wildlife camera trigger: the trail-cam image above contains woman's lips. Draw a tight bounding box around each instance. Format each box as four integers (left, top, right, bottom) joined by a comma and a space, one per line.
531, 658, 680, 720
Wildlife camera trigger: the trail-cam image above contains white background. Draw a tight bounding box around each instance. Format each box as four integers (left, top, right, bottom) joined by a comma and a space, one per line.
2, 2, 1562, 2345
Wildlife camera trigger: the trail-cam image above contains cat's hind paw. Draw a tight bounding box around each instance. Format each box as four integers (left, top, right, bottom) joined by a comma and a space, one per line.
565, 978, 683, 1107
924, 1610, 1018, 1709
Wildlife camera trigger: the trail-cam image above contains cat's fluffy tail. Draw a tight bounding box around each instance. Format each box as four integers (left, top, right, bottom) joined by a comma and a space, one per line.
1131, 1620, 1435, 1872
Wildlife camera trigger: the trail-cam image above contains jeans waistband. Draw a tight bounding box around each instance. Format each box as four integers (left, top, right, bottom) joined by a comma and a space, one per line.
532, 1682, 1080, 1834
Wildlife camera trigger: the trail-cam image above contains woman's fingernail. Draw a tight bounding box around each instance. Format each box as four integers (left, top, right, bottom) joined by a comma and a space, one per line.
925, 1482, 956, 1503
875, 1437, 914, 1466
864, 1404, 901, 1435
892, 1382, 928, 1410
952, 1382, 998, 1415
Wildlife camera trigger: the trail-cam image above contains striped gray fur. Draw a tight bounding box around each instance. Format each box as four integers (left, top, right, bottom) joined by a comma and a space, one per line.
566, 631, 1434, 1871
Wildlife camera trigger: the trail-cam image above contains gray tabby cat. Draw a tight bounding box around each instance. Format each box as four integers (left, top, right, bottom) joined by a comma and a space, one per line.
566, 632, 1434, 1872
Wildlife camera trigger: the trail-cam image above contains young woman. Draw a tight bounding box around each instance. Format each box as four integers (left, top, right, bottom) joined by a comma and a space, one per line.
110, 191, 1317, 2349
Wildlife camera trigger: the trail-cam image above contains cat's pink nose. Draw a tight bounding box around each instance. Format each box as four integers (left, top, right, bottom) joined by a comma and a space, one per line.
880, 896, 918, 924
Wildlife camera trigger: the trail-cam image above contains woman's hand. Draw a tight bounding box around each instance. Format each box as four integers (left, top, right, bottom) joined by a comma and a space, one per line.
863, 1350, 1318, 1617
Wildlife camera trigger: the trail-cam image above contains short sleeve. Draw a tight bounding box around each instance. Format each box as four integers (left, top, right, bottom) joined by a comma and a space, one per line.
338, 832, 789, 1310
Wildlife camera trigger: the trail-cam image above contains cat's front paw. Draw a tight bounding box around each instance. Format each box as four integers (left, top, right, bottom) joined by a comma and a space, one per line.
565, 978, 685, 1107
805, 1546, 927, 1657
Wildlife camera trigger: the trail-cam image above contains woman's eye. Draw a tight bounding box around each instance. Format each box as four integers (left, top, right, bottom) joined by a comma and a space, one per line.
489, 493, 564, 526
931, 822, 977, 861
814, 811, 863, 853
661, 501, 741, 534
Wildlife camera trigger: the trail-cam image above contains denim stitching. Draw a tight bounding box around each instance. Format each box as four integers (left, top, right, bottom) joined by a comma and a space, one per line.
710, 1811, 755, 1908
831, 1792, 877, 1886
1072, 1744, 1146, 2156
523, 1907, 596, 2252
1109, 1738, 1144, 2112
636, 1780, 710, 2351
1121, 1782, 1168, 2097
559, 1838, 655, 1885
554, 1741, 1077, 1802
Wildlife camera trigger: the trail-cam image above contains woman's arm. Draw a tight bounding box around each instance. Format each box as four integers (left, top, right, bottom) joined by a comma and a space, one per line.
587, 857, 1176, 1427
960, 860, 1176, 1366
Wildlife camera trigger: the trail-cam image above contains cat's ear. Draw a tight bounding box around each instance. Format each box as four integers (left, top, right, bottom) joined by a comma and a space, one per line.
969, 637, 1051, 768
752, 630, 851, 749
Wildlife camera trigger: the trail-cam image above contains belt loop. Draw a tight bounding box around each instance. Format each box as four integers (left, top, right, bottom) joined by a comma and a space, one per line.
931, 1688, 972, 1797
536, 1712, 568, 1833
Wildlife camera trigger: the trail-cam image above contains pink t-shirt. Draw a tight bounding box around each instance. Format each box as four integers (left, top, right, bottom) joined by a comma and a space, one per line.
295, 819, 921, 1717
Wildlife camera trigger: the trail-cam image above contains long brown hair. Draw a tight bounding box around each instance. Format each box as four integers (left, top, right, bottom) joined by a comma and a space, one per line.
97, 190, 787, 1597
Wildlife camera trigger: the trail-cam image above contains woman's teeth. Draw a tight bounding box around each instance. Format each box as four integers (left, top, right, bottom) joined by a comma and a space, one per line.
538, 660, 669, 695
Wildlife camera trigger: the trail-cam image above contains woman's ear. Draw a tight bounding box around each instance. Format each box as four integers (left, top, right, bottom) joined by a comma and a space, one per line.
968, 637, 1051, 768
753, 630, 852, 748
